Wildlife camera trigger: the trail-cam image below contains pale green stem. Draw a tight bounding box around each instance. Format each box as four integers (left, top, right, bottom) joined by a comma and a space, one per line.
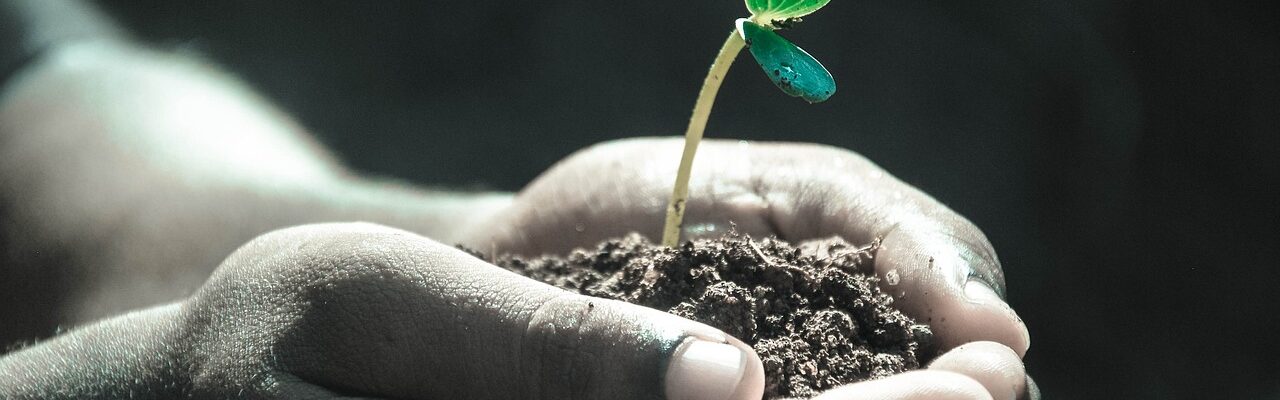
662, 31, 746, 247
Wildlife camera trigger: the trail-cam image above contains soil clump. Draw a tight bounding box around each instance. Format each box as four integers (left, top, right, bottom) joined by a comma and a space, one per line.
483, 232, 933, 399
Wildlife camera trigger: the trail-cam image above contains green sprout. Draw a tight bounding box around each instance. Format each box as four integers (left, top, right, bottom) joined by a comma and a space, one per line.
661, 0, 837, 247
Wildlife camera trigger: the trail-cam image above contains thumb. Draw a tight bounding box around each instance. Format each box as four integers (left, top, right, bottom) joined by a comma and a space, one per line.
521, 295, 766, 400
241, 223, 764, 400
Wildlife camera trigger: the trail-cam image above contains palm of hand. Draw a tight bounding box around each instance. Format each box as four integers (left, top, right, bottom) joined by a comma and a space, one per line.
466, 137, 1032, 399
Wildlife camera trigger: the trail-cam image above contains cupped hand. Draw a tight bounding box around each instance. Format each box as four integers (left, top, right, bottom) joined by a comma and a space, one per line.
176, 222, 764, 400
462, 138, 1034, 399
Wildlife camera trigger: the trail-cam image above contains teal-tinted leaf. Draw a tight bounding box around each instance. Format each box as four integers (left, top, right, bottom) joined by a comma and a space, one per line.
744, 0, 832, 23
737, 19, 835, 103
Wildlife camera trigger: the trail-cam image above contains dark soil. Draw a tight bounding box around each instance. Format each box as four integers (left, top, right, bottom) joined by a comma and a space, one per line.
483, 232, 933, 399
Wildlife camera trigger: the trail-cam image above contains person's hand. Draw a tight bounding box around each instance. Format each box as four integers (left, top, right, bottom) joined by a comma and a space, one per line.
161, 222, 765, 399
1, 40, 765, 398
4, 1, 1030, 397
463, 138, 1035, 399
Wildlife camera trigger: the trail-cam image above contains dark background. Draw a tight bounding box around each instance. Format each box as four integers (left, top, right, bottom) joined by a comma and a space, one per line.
91, 0, 1279, 398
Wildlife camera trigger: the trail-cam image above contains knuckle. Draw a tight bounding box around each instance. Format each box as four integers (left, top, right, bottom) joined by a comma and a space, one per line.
198, 222, 428, 305
522, 293, 591, 399
183, 223, 431, 389
280, 222, 414, 270
522, 294, 662, 399
291, 225, 427, 296
525, 293, 592, 353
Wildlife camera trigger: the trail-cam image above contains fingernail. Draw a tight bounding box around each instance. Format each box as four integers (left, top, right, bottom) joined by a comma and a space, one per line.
914, 229, 1006, 300
665, 337, 764, 400
964, 280, 1005, 306
924, 226, 1006, 300
965, 280, 1032, 354
951, 240, 1006, 300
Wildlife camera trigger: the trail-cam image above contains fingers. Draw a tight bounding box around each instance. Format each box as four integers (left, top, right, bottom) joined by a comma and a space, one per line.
191, 222, 763, 400
927, 342, 1025, 400
1023, 375, 1041, 400
809, 370, 993, 400
806, 342, 1027, 400
871, 220, 1030, 355
744, 141, 1030, 356
520, 295, 764, 400
808, 342, 1026, 400
468, 137, 1028, 357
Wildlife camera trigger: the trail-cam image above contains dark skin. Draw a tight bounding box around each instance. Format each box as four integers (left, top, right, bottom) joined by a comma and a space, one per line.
0, 3, 1033, 399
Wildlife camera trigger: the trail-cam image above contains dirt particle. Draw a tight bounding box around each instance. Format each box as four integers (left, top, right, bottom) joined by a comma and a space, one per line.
480, 233, 932, 399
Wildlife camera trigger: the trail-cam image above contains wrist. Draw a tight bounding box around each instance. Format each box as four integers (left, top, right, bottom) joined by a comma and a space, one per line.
0, 303, 190, 399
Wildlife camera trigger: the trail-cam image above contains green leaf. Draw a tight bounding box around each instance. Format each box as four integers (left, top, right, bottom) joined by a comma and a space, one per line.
744, 0, 832, 24
737, 19, 836, 103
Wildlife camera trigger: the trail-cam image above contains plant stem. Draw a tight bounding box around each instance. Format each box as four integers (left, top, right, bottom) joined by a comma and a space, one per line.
662, 30, 746, 247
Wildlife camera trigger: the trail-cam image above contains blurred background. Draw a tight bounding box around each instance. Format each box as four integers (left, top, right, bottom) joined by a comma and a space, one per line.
86, 0, 1278, 398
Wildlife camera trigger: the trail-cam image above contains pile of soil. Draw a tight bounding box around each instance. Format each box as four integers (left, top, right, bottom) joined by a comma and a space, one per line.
486, 232, 933, 399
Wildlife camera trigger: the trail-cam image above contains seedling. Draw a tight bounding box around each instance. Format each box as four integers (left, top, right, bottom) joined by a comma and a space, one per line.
661, 0, 837, 247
